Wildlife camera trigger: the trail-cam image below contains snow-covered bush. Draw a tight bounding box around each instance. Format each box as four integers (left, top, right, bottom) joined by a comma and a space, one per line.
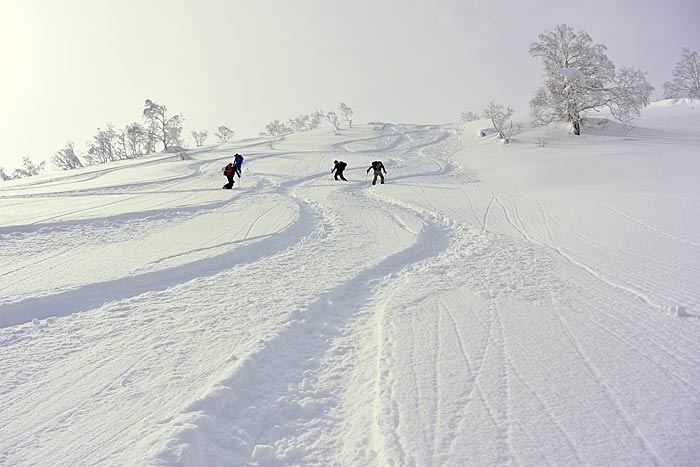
11, 157, 45, 178
529, 24, 654, 134
663, 48, 700, 100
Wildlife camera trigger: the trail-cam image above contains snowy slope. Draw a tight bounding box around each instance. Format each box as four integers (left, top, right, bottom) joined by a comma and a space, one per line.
1, 101, 699, 466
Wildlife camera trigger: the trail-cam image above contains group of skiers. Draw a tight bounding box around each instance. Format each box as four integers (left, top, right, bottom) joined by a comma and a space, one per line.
223, 155, 387, 187
332, 159, 387, 185
222, 153, 244, 189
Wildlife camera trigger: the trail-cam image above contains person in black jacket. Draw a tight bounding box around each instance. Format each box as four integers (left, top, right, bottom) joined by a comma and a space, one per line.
367, 160, 387, 185
332, 160, 348, 181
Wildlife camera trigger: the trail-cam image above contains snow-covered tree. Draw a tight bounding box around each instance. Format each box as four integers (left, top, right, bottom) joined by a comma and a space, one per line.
338, 103, 353, 127
307, 111, 324, 130
529, 24, 654, 135
215, 126, 235, 143
461, 111, 480, 122
85, 124, 118, 164
142, 99, 183, 151
265, 120, 292, 137
663, 48, 700, 99
125, 122, 149, 157
191, 130, 208, 147
483, 101, 516, 143
13, 157, 45, 178
289, 114, 310, 132
52, 140, 83, 170
325, 111, 341, 131
0, 167, 9, 181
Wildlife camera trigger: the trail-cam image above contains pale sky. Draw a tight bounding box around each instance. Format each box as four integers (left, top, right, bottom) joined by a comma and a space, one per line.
1, 0, 698, 170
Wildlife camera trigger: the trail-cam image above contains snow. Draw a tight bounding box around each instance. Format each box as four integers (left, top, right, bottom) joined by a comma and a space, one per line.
561, 67, 586, 86
1, 100, 700, 466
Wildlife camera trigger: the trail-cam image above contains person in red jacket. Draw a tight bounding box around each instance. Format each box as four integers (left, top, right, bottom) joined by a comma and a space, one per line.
222, 162, 238, 189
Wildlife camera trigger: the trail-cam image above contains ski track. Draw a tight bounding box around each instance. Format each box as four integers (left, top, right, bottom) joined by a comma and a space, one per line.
2, 123, 700, 466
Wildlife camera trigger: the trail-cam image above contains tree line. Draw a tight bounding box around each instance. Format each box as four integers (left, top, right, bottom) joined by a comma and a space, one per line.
463, 24, 699, 142
2, 100, 355, 180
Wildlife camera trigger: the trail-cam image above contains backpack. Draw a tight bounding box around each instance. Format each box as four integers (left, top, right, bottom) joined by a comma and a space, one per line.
339, 161, 347, 170
223, 163, 234, 176
233, 154, 244, 167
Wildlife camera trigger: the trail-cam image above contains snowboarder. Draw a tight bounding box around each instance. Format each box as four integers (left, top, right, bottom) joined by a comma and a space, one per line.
366, 160, 387, 185
331, 160, 348, 181
222, 153, 244, 189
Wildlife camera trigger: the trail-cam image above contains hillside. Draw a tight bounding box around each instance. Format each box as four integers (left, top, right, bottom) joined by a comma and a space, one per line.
1, 101, 700, 466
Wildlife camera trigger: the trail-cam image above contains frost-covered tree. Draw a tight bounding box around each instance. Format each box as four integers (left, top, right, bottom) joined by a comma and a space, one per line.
85, 124, 118, 164
308, 111, 324, 130
13, 157, 45, 178
142, 99, 183, 151
289, 114, 310, 132
483, 102, 516, 143
215, 126, 235, 143
125, 122, 149, 157
0, 167, 10, 181
529, 24, 654, 134
663, 48, 700, 99
461, 111, 480, 122
191, 130, 208, 147
338, 103, 353, 127
325, 111, 341, 131
52, 140, 83, 170
266, 120, 292, 137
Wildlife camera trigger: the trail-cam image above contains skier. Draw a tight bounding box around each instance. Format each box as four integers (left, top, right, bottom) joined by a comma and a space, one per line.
233, 153, 244, 173
222, 153, 244, 189
331, 160, 348, 181
366, 160, 387, 185
222, 163, 235, 189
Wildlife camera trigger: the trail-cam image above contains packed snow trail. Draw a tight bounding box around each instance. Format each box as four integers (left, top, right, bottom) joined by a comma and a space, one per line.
2, 107, 700, 466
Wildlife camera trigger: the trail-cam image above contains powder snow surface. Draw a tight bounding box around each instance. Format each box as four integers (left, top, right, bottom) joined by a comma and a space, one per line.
1, 101, 700, 466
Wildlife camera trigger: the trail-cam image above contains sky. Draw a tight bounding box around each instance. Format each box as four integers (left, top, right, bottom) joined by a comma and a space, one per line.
1, 0, 698, 170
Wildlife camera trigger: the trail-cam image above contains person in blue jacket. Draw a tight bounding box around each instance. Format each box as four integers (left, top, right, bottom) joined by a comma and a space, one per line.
222, 153, 244, 189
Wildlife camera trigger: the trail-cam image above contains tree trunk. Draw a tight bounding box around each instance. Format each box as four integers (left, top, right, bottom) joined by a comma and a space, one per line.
573, 120, 581, 135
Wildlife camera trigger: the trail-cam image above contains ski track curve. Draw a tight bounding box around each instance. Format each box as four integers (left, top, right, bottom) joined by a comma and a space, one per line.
2, 125, 700, 467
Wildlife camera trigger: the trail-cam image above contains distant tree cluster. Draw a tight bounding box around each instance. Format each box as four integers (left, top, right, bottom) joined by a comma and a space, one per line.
0, 157, 46, 180
461, 111, 480, 123
260, 103, 354, 138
